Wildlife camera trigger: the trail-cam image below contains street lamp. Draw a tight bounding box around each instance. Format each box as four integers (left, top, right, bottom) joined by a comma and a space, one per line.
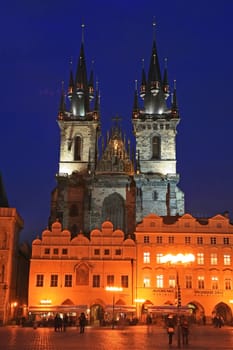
160, 253, 195, 348
105, 286, 123, 329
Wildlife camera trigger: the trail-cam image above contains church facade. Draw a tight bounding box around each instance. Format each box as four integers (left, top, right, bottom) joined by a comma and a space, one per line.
49, 23, 184, 238
27, 24, 233, 326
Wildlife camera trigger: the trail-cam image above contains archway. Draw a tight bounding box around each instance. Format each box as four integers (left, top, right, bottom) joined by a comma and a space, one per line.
187, 301, 205, 324
90, 304, 104, 326
213, 302, 232, 325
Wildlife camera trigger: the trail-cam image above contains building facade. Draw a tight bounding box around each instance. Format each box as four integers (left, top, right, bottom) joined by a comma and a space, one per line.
49, 23, 184, 238
27, 24, 233, 325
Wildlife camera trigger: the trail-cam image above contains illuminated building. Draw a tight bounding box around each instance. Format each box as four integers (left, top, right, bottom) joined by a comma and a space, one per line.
0, 174, 25, 325
27, 23, 233, 325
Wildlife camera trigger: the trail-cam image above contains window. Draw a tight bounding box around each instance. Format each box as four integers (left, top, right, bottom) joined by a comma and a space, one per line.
197, 253, 204, 265
211, 276, 218, 290
121, 275, 128, 288
156, 236, 163, 244
152, 136, 160, 159
62, 249, 68, 255
210, 237, 217, 245
94, 249, 100, 255
143, 278, 150, 288
224, 254, 231, 265
168, 236, 174, 244
36, 274, 44, 287
185, 275, 192, 289
53, 248, 59, 255
153, 191, 158, 201
93, 275, 100, 288
51, 274, 58, 287
74, 136, 81, 160
197, 276, 204, 289
225, 278, 232, 290
197, 236, 203, 245
156, 253, 163, 264
144, 236, 150, 243
210, 253, 218, 265
64, 274, 72, 287
115, 249, 121, 255
143, 252, 150, 263
185, 236, 191, 244
107, 275, 114, 286
104, 249, 110, 255
169, 275, 176, 288
0, 265, 5, 283
223, 237, 229, 245
156, 275, 164, 288
44, 248, 50, 254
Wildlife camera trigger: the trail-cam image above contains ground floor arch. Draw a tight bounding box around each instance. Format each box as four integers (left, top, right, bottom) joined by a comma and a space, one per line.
212, 302, 232, 325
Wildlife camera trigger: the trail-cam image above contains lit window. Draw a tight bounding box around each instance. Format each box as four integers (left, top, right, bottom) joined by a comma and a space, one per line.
143, 278, 150, 287
197, 276, 204, 289
121, 275, 128, 288
93, 275, 100, 288
143, 252, 150, 263
185, 236, 191, 244
223, 237, 229, 245
185, 275, 192, 289
225, 278, 232, 290
156, 236, 162, 244
50, 274, 58, 287
64, 274, 72, 287
156, 253, 163, 263
211, 276, 218, 290
156, 275, 164, 288
210, 253, 218, 265
107, 275, 114, 286
36, 274, 44, 287
197, 237, 203, 245
169, 276, 176, 288
144, 236, 150, 243
210, 237, 217, 245
224, 255, 231, 265
197, 253, 204, 265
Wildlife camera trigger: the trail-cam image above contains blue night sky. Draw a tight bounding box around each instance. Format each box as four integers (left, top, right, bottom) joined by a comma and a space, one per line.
1, 0, 233, 243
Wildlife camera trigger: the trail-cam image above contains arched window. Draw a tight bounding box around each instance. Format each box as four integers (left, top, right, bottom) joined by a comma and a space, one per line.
74, 136, 81, 161
152, 136, 160, 159
102, 193, 125, 231
76, 263, 89, 286
153, 191, 158, 201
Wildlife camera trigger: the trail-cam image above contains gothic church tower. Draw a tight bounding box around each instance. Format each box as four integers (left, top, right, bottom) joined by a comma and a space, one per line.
132, 22, 184, 221
50, 23, 184, 237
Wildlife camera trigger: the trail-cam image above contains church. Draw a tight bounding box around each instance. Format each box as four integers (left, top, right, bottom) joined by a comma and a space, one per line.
49, 22, 184, 238
26, 23, 233, 326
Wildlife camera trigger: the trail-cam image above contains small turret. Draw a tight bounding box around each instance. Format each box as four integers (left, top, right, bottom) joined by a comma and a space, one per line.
163, 57, 169, 100
58, 81, 66, 120
140, 59, 147, 99
171, 79, 179, 118
88, 60, 95, 100
132, 80, 140, 119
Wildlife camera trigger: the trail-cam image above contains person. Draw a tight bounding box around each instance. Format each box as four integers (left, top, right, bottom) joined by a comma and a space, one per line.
63, 313, 68, 332
167, 315, 175, 346
181, 318, 189, 345
79, 312, 87, 334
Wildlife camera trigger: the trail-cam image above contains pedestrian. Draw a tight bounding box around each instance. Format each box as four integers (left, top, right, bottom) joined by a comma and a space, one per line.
181, 318, 189, 345
63, 313, 68, 332
167, 315, 175, 346
79, 312, 87, 334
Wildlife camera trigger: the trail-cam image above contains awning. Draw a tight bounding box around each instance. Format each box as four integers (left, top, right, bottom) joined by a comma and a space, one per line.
28, 305, 88, 313
105, 305, 136, 313
147, 305, 192, 315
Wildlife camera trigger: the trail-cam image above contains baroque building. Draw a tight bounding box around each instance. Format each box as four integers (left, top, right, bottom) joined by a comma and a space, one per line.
49, 23, 184, 238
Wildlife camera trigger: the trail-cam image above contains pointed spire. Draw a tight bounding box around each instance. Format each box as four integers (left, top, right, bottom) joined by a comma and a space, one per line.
68, 58, 74, 99
140, 58, 147, 98
58, 81, 66, 119
163, 57, 169, 99
148, 19, 161, 96
171, 79, 179, 118
88, 59, 94, 100
132, 80, 140, 118
93, 79, 100, 120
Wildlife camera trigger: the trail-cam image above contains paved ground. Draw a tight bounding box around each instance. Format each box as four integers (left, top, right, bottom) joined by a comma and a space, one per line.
1, 324, 233, 350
